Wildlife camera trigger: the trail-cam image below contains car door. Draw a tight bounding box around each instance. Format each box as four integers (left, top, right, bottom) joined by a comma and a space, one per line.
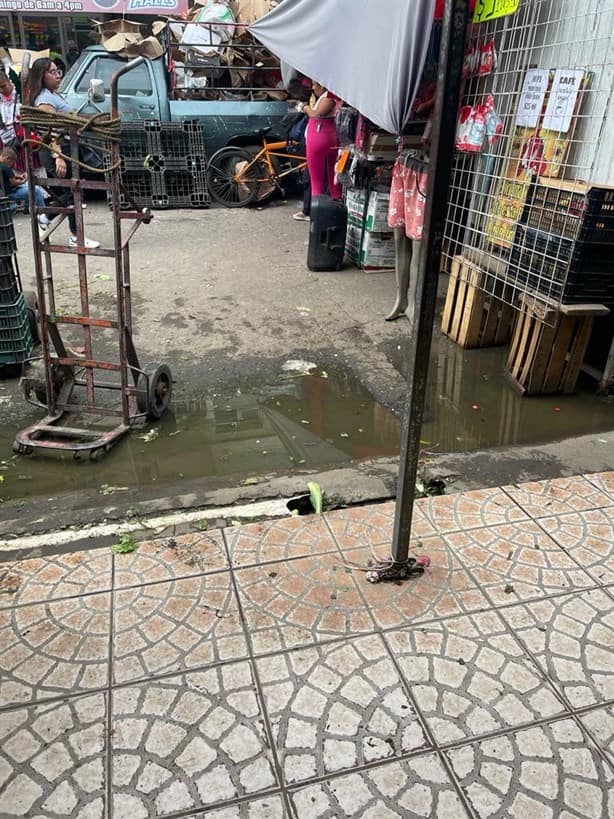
72, 55, 162, 121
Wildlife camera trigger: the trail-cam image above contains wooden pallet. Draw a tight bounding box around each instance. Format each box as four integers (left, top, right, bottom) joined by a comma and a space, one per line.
506, 295, 610, 395
441, 255, 515, 348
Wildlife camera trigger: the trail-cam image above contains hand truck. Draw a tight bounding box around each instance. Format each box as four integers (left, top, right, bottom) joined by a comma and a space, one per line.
14, 58, 172, 460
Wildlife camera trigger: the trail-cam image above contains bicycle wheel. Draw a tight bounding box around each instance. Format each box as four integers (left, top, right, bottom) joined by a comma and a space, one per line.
207, 147, 263, 207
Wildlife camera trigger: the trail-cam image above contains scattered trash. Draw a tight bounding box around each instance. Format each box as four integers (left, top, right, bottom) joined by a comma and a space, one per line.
471, 404, 479, 411
554, 406, 561, 412
458, 658, 466, 665
321, 370, 329, 379
168, 430, 182, 437
308, 481, 323, 514
301, 420, 310, 425
504, 583, 515, 594
340, 432, 349, 438
111, 533, 139, 554
139, 428, 159, 443
0, 475, 4, 485
195, 520, 209, 531
282, 359, 317, 375
99, 484, 129, 495
241, 477, 259, 485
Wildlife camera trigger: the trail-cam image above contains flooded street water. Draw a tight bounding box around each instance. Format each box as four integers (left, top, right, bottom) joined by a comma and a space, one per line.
1, 331, 612, 504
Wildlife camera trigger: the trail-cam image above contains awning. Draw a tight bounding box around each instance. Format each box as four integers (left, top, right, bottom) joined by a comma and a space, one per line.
250, 0, 435, 135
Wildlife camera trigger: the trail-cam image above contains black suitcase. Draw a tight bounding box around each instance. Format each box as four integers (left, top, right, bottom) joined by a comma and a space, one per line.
307, 195, 347, 271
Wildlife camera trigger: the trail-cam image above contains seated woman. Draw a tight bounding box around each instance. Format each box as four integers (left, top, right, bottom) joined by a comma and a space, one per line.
25, 58, 99, 248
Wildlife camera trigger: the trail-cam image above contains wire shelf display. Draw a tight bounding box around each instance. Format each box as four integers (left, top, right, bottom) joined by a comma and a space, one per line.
441, 0, 614, 321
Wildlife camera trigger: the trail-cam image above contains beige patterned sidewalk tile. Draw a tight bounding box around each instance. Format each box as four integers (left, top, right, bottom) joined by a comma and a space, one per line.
445, 717, 614, 818
114, 531, 228, 588
0, 593, 110, 707
289, 753, 469, 818
586, 471, 614, 502
579, 706, 614, 766
111, 664, 278, 817
233, 552, 374, 655
445, 520, 593, 606
499, 589, 614, 709
538, 508, 614, 585
325, 499, 435, 551
256, 635, 430, 785
225, 516, 338, 567
421, 487, 528, 534
0, 693, 106, 819
113, 574, 248, 684
0, 548, 111, 608
352, 537, 490, 628
387, 610, 566, 745
503, 475, 612, 519
182, 794, 286, 817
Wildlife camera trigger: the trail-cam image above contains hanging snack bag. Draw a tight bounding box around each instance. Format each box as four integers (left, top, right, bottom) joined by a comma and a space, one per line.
483, 94, 503, 145
456, 104, 486, 152
478, 40, 497, 76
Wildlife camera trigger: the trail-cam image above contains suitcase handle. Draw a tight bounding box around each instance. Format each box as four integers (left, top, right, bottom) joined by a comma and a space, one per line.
321, 226, 343, 251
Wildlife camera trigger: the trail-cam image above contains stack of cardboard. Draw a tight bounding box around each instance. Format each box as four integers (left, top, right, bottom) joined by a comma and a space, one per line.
94, 19, 164, 60
345, 187, 396, 271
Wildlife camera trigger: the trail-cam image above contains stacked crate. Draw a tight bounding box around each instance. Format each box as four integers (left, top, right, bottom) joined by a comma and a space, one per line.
118, 120, 210, 210
0, 198, 32, 367
507, 180, 614, 306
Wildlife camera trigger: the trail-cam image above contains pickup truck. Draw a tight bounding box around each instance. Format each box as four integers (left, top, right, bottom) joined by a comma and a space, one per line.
59, 36, 291, 157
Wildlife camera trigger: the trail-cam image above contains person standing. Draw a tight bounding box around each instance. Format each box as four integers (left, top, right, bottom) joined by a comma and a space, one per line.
298, 81, 341, 201
24, 57, 99, 248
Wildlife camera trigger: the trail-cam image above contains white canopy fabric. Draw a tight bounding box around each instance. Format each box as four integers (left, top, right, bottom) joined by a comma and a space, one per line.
250, 0, 435, 135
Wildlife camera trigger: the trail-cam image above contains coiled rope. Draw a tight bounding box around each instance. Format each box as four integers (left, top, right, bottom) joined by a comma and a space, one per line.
19, 106, 122, 173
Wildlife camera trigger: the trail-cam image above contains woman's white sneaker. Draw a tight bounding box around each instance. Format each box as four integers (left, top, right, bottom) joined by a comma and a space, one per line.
69, 236, 100, 249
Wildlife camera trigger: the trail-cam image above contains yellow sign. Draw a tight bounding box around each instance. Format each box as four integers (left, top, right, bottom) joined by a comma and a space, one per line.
472, 0, 520, 24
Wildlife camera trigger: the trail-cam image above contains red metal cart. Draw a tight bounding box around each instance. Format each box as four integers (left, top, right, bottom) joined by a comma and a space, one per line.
14, 58, 172, 460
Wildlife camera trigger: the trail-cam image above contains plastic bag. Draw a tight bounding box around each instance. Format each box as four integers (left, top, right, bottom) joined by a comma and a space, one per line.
483, 95, 503, 146
181, 3, 235, 56
456, 105, 486, 152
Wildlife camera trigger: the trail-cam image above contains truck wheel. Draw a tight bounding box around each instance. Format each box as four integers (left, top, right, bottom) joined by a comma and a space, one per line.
207, 147, 262, 207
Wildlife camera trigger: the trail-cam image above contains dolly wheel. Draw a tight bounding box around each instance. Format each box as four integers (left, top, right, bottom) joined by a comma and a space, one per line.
137, 363, 172, 421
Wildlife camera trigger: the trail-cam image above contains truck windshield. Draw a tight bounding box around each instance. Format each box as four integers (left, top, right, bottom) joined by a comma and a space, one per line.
74, 57, 153, 96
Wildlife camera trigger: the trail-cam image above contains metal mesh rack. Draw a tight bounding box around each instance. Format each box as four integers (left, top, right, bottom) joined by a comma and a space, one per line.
441, 0, 614, 321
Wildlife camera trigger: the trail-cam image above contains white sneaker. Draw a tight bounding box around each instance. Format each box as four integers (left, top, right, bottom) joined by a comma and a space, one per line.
69, 235, 100, 249
38, 214, 50, 227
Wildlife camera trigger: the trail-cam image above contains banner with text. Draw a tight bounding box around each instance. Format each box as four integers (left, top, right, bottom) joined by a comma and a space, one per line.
0, 0, 188, 15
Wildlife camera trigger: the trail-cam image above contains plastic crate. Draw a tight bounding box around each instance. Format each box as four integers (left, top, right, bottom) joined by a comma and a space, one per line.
522, 183, 614, 245
0, 257, 19, 303
508, 224, 614, 305
0, 197, 14, 228
0, 293, 32, 365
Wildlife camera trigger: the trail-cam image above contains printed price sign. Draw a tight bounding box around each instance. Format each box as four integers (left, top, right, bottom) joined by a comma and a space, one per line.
473, 0, 520, 23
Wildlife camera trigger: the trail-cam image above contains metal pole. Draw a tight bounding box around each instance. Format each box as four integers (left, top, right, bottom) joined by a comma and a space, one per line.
371, 0, 470, 583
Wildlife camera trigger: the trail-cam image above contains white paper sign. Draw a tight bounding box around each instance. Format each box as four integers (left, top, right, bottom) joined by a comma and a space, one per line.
515, 69, 549, 128
542, 69, 584, 133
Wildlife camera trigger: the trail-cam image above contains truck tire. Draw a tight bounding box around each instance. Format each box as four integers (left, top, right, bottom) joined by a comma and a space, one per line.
207, 147, 263, 207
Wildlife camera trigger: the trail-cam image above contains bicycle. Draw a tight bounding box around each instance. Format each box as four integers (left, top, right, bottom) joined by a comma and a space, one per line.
206, 127, 307, 208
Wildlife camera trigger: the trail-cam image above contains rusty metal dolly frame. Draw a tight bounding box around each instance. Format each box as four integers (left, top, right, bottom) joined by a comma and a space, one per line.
14, 58, 172, 460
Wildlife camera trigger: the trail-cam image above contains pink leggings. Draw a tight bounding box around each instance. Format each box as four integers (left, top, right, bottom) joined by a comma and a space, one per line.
306, 118, 341, 199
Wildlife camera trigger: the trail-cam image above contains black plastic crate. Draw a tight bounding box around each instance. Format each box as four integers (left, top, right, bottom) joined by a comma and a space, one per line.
0, 257, 19, 303
522, 183, 614, 245
0, 293, 32, 365
508, 224, 613, 305
0, 197, 14, 228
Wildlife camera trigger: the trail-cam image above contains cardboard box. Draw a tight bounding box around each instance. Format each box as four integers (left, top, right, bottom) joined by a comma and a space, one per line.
359, 231, 396, 269
345, 187, 390, 232
345, 222, 396, 270
366, 131, 399, 161
365, 188, 390, 231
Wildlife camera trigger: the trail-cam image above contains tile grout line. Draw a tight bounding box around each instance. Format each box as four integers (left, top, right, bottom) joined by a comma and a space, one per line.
378, 630, 478, 819
567, 709, 614, 777
105, 552, 116, 819
220, 527, 294, 818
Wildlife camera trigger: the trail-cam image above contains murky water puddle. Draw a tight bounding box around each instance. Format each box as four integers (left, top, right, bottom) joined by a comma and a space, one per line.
1, 346, 612, 503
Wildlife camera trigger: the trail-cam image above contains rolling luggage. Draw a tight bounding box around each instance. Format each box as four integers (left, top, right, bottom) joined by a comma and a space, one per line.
307, 195, 347, 271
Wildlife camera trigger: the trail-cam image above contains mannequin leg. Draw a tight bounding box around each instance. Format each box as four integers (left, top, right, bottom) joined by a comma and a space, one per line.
385, 228, 413, 321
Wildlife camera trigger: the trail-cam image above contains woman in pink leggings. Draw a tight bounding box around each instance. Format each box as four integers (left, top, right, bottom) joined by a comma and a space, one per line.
301, 81, 341, 200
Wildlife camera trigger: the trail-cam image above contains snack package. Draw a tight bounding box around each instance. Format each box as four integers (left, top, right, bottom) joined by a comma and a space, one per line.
478, 40, 497, 76
456, 104, 486, 152
483, 94, 503, 145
